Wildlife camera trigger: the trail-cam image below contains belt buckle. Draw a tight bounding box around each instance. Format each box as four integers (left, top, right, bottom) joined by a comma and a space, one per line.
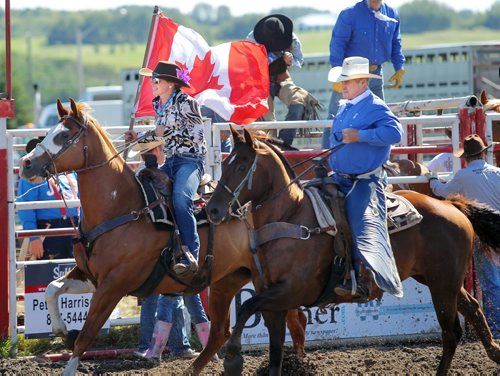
369, 64, 379, 72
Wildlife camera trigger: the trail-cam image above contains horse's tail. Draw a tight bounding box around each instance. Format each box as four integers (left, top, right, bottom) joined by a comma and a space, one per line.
448, 194, 500, 253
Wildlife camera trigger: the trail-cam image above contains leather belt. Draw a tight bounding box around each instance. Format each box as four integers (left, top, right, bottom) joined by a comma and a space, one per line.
369, 64, 380, 72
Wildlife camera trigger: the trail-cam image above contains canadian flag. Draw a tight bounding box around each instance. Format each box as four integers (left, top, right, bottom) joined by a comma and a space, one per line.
135, 14, 270, 125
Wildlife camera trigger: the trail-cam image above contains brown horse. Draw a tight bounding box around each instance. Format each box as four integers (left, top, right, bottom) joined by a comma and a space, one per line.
18, 99, 306, 375
205, 126, 500, 376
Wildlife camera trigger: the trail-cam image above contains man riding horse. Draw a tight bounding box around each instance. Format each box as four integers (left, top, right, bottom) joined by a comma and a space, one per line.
327, 56, 404, 300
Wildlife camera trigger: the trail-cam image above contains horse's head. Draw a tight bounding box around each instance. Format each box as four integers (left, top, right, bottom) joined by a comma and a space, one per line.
480, 90, 500, 112
206, 126, 272, 223
19, 98, 109, 181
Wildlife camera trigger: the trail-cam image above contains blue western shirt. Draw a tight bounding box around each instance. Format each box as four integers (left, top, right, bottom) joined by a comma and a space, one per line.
17, 173, 79, 240
330, 0, 405, 72
328, 90, 402, 175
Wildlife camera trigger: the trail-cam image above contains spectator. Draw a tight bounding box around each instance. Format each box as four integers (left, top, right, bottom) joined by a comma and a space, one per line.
322, 0, 405, 148
200, 106, 231, 152
426, 128, 453, 173
17, 137, 79, 260
247, 14, 321, 146
327, 56, 404, 300
427, 134, 500, 338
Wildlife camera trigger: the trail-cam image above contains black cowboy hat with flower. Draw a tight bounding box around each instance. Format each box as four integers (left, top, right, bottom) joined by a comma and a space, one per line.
453, 134, 492, 158
253, 14, 293, 52
139, 61, 191, 88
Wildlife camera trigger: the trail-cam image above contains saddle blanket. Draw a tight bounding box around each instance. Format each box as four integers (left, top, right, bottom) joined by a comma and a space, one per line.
135, 173, 208, 228
305, 186, 422, 235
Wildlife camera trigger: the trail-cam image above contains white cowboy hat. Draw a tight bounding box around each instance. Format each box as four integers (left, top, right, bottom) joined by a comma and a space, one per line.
328, 56, 382, 83
129, 136, 165, 158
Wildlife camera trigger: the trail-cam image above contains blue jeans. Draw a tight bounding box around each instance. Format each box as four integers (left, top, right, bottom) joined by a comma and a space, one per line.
473, 246, 500, 339
161, 154, 204, 259
322, 66, 384, 148
333, 168, 403, 298
138, 294, 190, 353
184, 294, 209, 325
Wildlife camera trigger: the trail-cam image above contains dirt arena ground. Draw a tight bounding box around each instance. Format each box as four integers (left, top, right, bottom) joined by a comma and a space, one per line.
1, 339, 498, 375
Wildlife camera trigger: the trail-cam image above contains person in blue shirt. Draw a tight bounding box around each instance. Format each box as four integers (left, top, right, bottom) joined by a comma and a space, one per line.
327, 56, 404, 300
17, 137, 79, 260
322, 0, 405, 148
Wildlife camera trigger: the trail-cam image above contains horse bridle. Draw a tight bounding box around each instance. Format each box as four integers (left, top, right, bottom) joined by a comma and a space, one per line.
216, 153, 259, 220
35, 114, 89, 177
37, 114, 123, 177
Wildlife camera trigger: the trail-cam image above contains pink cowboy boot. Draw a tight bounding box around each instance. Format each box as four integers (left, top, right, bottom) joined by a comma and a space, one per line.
143, 320, 172, 360
195, 321, 219, 362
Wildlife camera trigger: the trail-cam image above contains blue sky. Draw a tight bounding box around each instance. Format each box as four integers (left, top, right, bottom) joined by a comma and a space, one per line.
13, 0, 499, 15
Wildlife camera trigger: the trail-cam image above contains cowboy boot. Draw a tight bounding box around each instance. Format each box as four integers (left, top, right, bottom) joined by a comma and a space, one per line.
173, 245, 199, 276
195, 322, 219, 362
143, 320, 172, 359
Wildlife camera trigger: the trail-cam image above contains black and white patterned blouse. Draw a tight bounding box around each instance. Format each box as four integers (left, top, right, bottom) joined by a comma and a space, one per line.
147, 91, 207, 158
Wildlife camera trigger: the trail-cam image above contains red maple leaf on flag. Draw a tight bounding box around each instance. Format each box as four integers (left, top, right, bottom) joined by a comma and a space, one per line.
176, 51, 223, 97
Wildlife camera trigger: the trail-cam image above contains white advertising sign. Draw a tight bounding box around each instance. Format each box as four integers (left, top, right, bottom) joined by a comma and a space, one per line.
230, 279, 440, 345
24, 261, 110, 339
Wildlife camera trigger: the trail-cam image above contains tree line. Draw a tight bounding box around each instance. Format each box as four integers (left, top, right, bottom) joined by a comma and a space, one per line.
3, 1, 500, 45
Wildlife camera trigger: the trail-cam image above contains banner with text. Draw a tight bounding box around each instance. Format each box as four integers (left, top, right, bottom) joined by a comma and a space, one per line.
24, 261, 110, 339
230, 279, 440, 345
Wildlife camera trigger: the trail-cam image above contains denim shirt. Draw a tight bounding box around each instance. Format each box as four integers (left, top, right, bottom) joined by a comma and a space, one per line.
329, 0, 405, 72
328, 90, 402, 175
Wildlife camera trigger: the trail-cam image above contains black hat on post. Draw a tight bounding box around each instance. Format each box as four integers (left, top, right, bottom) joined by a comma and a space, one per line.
253, 14, 293, 52
25, 137, 45, 153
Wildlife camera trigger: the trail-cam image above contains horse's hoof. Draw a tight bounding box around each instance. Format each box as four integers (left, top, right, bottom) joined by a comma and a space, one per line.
223, 353, 244, 376
65, 330, 80, 350
486, 343, 500, 364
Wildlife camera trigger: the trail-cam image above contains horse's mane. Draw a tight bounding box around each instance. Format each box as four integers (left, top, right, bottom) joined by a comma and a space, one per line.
73, 102, 119, 155
257, 138, 298, 181
252, 131, 299, 151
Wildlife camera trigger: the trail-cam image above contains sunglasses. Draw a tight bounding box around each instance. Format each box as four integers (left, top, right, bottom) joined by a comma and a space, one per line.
151, 77, 161, 84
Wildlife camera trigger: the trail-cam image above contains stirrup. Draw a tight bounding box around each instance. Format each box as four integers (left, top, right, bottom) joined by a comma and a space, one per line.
173, 261, 198, 276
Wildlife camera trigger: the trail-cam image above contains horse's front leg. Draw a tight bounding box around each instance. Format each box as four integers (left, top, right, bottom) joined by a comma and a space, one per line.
189, 272, 250, 375
62, 279, 125, 376
262, 310, 288, 376
45, 267, 95, 338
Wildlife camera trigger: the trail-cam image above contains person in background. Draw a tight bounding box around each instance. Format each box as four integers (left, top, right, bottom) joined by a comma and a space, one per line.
200, 106, 231, 152
427, 134, 500, 339
327, 56, 404, 300
248, 14, 320, 146
126, 63, 216, 359
426, 128, 453, 173
17, 137, 79, 260
322, 0, 405, 148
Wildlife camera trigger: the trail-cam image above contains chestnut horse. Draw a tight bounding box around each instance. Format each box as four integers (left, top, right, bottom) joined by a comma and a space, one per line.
206, 126, 500, 376
18, 99, 306, 376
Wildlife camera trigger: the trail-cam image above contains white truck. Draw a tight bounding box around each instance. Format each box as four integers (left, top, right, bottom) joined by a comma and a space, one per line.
38, 86, 125, 128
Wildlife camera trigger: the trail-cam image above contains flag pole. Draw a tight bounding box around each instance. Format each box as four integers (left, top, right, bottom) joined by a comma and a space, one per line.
123, 5, 161, 160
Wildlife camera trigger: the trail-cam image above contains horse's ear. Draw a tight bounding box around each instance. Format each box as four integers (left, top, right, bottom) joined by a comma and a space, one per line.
229, 124, 243, 144
243, 128, 255, 147
56, 99, 69, 119
480, 90, 488, 106
69, 98, 79, 117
